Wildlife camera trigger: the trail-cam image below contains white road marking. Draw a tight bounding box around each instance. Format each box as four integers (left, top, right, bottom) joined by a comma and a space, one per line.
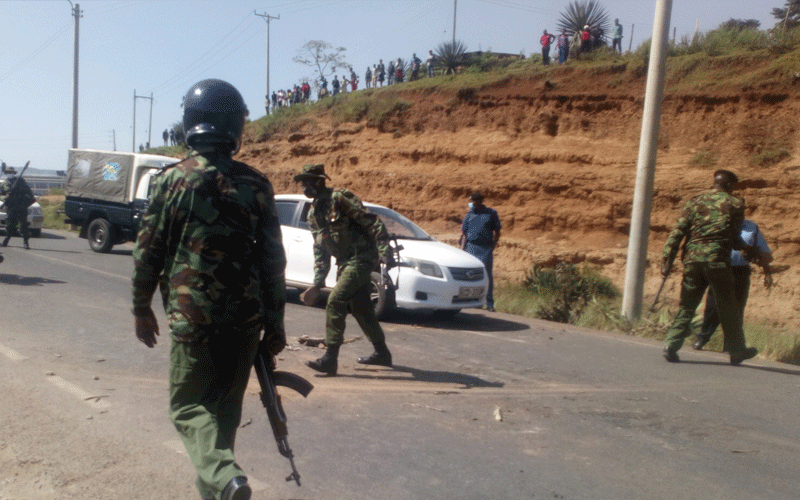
0, 341, 27, 361
46, 374, 111, 409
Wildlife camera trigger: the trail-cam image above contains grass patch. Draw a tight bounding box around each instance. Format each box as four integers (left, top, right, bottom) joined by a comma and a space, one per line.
38, 195, 71, 232
495, 277, 800, 365
688, 149, 718, 169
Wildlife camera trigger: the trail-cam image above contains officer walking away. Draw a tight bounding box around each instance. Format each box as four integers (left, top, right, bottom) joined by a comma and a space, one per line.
1, 168, 36, 249
661, 169, 760, 365
460, 193, 501, 312
132, 79, 287, 500
692, 219, 773, 351
295, 164, 394, 376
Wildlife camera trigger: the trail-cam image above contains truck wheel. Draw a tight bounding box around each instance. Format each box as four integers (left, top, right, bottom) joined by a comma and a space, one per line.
88, 218, 114, 253
370, 272, 395, 320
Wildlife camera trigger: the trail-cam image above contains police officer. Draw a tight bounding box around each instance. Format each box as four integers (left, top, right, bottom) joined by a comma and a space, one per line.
295, 164, 394, 376
1, 170, 35, 249
132, 79, 286, 500
661, 169, 759, 365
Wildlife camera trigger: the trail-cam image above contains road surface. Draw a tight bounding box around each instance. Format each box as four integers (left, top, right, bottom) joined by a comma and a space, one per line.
1, 230, 799, 500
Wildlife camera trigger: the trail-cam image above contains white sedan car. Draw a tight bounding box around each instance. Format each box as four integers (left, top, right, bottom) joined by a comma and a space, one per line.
275, 194, 487, 318
0, 200, 44, 238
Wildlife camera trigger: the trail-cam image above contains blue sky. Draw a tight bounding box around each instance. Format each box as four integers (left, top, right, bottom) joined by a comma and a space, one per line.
0, 0, 781, 172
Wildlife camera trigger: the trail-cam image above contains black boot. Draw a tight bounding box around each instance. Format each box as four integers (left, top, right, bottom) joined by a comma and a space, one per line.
1, 237, 8, 247
221, 476, 251, 500
306, 344, 339, 375
23, 240, 30, 250
357, 341, 392, 367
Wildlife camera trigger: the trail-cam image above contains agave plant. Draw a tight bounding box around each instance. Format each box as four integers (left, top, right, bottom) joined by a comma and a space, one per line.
556, 0, 610, 38
434, 40, 468, 75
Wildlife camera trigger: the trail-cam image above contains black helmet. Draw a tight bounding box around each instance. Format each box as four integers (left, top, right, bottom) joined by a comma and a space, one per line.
182, 79, 249, 154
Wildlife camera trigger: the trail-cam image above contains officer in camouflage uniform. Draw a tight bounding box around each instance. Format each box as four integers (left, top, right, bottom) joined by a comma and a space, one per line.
661, 169, 759, 365
295, 164, 394, 376
132, 79, 286, 500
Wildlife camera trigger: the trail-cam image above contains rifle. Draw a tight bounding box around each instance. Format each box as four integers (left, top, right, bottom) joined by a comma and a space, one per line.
649, 264, 670, 312
253, 351, 313, 486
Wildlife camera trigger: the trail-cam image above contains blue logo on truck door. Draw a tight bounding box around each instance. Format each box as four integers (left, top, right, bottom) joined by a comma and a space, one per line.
102, 162, 120, 181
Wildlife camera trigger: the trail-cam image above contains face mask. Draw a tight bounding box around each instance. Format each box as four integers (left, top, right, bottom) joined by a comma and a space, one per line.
468, 202, 474, 209
304, 185, 318, 199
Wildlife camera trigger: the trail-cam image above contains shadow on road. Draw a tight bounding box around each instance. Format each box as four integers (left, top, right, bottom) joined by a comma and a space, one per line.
0, 273, 67, 286
389, 309, 530, 333
340, 364, 504, 389
680, 359, 800, 376
286, 289, 530, 333
36, 232, 68, 240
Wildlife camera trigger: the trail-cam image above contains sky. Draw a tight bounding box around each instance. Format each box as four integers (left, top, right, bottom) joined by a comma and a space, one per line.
0, 0, 782, 173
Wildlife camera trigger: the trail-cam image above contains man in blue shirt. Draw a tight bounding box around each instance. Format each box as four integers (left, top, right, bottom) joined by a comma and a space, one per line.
692, 219, 773, 350
460, 193, 502, 311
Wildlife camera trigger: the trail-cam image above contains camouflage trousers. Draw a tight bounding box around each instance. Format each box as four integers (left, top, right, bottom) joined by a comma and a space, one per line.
169, 327, 260, 500
664, 262, 747, 355
325, 258, 386, 346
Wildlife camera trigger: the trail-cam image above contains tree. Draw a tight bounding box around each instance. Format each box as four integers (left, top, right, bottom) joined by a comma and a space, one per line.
773, 0, 800, 28
556, 0, 610, 39
434, 40, 468, 75
293, 40, 348, 87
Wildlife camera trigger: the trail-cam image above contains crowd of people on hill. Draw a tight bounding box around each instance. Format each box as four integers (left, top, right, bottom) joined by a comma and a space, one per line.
539, 18, 624, 66
266, 50, 438, 110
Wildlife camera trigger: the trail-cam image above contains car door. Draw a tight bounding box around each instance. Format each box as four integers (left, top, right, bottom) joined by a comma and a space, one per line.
276, 199, 336, 288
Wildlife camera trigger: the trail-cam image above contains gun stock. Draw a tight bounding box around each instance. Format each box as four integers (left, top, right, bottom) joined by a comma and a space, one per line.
254, 352, 313, 486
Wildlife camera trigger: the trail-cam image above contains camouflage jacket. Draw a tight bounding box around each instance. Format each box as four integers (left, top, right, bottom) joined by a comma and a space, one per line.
308, 187, 390, 288
662, 190, 745, 265
132, 151, 286, 342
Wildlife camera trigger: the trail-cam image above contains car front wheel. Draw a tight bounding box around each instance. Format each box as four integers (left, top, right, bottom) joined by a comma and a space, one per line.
370, 272, 395, 320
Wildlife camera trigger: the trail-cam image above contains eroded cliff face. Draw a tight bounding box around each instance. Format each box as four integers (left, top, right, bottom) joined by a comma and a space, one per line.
237, 71, 800, 328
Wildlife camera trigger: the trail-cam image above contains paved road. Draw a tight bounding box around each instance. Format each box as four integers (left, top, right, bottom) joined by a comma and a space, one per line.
1, 230, 799, 500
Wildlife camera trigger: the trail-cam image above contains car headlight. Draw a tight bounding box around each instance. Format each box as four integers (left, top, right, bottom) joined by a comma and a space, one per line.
402, 257, 443, 278
29, 206, 43, 217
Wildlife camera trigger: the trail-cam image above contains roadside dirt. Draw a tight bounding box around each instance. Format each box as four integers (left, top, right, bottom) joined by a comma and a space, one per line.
237, 68, 800, 330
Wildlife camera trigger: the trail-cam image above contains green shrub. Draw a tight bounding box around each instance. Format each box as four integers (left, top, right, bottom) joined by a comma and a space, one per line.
523, 262, 619, 324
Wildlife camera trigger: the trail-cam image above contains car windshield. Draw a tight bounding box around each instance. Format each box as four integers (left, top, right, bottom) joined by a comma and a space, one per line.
366, 205, 432, 241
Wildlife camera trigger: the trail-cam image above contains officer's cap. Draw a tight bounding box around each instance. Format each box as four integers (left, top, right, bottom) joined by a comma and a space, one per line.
293, 164, 331, 182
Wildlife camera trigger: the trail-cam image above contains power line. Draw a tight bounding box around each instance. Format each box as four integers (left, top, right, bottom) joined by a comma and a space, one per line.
147, 11, 257, 95
0, 21, 72, 83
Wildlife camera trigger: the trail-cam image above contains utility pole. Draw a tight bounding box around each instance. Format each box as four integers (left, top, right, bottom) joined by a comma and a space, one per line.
452, 0, 457, 44
621, 0, 674, 321
69, 2, 82, 149
132, 90, 154, 152
629, 24, 635, 52
112, 129, 116, 151
255, 11, 279, 115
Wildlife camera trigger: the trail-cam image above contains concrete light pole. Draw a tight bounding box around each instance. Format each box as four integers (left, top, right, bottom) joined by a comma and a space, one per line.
255, 11, 279, 115
69, 2, 82, 149
621, 0, 674, 321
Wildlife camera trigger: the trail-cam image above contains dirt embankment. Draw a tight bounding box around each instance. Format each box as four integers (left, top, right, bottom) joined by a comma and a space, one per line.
237, 68, 800, 329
